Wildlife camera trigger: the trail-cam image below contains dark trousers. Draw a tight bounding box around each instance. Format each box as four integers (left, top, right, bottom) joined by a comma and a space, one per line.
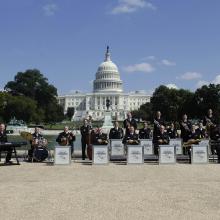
154, 144, 159, 155
0, 147, 12, 162
215, 144, 220, 163
81, 138, 87, 160
28, 146, 35, 158
6, 149, 12, 162
70, 144, 74, 156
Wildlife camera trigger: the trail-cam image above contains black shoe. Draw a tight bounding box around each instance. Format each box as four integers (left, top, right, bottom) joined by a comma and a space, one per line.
27, 157, 32, 162
82, 158, 85, 160
4, 161, 13, 165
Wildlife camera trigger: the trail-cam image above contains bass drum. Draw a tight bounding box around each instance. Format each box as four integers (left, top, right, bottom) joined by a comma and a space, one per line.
33, 147, 49, 162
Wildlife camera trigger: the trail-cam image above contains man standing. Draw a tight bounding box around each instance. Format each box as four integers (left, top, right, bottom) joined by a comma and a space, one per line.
80, 119, 91, 160
203, 109, 218, 137
210, 125, 220, 163
123, 112, 137, 135
203, 109, 217, 128
0, 123, 12, 164
153, 111, 165, 139
179, 114, 192, 143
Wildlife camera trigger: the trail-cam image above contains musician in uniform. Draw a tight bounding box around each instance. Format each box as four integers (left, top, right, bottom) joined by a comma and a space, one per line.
28, 126, 45, 161
123, 112, 137, 135
88, 115, 93, 129
203, 108, 218, 137
0, 123, 12, 164
109, 121, 124, 139
166, 122, 178, 139
122, 126, 140, 145
210, 125, 220, 163
153, 125, 170, 155
92, 128, 108, 145
139, 121, 152, 139
80, 119, 91, 160
56, 126, 76, 155
179, 114, 192, 143
153, 111, 165, 139
196, 122, 207, 139
203, 109, 216, 127
188, 124, 200, 140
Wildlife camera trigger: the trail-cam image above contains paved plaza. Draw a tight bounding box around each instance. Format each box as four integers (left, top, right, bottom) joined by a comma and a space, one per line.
1, 161, 220, 220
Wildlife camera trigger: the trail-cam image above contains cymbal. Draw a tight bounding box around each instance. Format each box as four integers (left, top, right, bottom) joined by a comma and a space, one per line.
20, 131, 33, 141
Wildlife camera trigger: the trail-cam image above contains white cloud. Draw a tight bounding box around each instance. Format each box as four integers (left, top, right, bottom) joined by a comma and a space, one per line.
195, 74, 220, 88
213, 74, 220, 84
196, 80, 209, 88
111, 0, 156, 14
166, 84, 179, 89
141, 55, 156, 61
180, 72, 202, 80
161, 59, 176, 66
147, 55, 156, 60
123, 62, 155, 73
43, 3, 58, 16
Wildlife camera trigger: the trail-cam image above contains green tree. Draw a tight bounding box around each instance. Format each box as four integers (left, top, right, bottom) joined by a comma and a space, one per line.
147, 85, 196, 122
194, 84, 220, 120
4, 69, 64, 123
2, 94, 38, 123
66, 107, 75, 120
0, 92, 9, 122
132, 102, 153, 121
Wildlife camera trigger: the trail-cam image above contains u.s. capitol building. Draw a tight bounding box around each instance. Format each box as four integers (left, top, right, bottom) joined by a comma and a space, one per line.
58, 47, 150, 121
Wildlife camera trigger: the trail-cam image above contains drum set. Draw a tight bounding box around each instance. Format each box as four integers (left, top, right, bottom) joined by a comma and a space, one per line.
31, 138, 49, 162
20, 131, 49, 162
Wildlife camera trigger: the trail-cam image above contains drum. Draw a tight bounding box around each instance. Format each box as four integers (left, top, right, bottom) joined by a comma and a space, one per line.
32, 138, 48, 147
33, 147, 49, 162
39, 138, 48, 147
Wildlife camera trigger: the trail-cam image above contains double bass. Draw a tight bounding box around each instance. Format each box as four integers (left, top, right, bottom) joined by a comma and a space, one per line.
86, 130, 93, 160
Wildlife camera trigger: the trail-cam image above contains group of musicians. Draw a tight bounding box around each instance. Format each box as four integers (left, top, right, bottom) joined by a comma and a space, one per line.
1, 108, 220, 164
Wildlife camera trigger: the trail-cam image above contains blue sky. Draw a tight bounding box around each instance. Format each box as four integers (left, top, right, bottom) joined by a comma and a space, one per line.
0, 0, 220, 95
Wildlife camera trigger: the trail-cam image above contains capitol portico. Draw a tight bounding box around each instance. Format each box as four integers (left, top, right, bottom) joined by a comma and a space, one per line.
58, 47, 150, 121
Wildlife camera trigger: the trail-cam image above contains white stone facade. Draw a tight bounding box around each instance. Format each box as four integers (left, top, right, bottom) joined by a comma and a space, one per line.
57, 47, 150, 121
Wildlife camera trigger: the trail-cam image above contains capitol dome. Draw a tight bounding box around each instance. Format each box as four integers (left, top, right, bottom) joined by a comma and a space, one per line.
93, 47, 123, 93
